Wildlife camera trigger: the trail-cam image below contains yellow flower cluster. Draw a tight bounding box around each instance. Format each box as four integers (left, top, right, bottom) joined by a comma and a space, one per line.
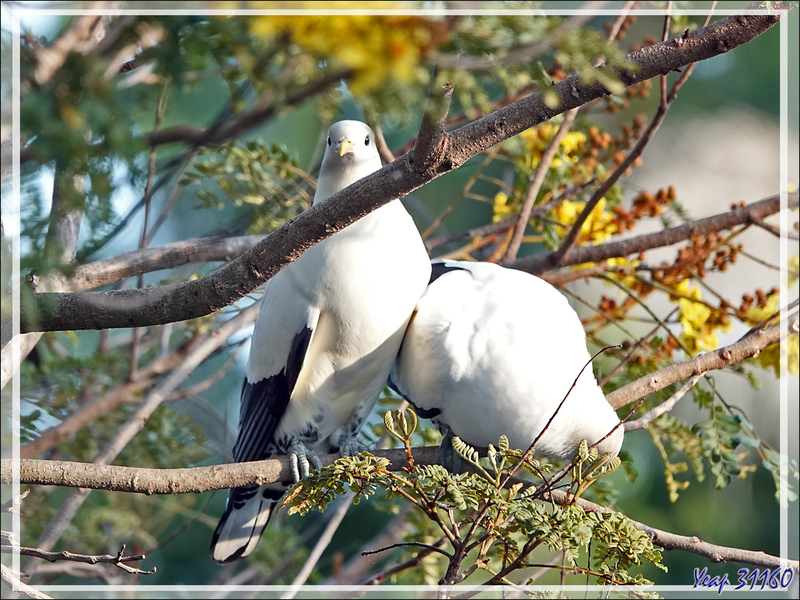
551, 198, 618, 245
248, 5, 436, 94
492, 191, 513, 223
789, 254, 799, 288
743, 292, 799, 376
518, 123, 586, 169
745, 292, 780, 325
604, 256, 639, 288
754, 333, 800, 377
675, 280, 729, 355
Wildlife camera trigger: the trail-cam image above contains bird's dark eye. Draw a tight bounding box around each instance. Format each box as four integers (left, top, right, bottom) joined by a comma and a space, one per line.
327, 136, 331, 146
365, 135, 370, 146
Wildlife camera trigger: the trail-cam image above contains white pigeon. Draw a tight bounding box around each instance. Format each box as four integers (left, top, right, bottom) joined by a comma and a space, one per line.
389, 260, 623, 464
211, 120, 431, 564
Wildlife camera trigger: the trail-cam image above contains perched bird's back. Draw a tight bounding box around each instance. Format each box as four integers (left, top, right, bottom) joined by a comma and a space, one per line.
391, 260, 623, 460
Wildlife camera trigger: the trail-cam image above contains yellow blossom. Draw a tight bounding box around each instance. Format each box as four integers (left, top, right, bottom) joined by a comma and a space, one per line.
492, 192, 513, 223
519, 124, 586, 168
675, 280, 720, 355
745, 293, 780, 325
551, 198, 618, 245
247, 6, 435, 94
789, 254, 799, 288
605, 256, 640, 288
753, 333, 799, 377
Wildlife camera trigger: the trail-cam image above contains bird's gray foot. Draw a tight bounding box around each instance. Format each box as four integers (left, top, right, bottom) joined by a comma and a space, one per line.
290, 439, 322, 483
438, 426, 462, 473
336, 433, 368, 457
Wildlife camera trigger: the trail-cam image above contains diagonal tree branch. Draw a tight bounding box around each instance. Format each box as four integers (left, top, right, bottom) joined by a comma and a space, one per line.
607, 311, 798, 410
512, 192, 796, 275
12, 4, 788, 337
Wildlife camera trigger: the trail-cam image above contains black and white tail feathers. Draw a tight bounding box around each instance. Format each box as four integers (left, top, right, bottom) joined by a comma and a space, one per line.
210, 484, 286, 564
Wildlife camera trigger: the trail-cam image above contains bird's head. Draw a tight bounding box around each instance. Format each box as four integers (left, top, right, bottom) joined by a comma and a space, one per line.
314, 120, 383, 205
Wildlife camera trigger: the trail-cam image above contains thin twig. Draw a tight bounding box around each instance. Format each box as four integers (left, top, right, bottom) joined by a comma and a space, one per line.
1, 563, 53, 600
361, 541, 452, 559
624, 372, 704, 431
503, 111, 580, 262
356, 538, 447, 586
503, 6, 630, 263
1, 544, 154, 576
279, 491, 356, 599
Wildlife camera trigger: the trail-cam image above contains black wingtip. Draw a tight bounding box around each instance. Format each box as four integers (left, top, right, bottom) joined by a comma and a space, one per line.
429, 261, 468, 285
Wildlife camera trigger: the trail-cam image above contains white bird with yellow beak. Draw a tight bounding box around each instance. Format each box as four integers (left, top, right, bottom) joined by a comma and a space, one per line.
210, 120, 431, 564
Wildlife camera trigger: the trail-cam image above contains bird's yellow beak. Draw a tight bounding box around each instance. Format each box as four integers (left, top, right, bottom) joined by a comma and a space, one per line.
338, 138, 354, 157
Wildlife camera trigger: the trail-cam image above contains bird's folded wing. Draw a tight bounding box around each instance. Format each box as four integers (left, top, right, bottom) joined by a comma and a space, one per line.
234, 277, 321, 463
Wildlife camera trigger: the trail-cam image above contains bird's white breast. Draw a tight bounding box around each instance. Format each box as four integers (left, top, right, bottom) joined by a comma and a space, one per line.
253, 199, 431, 449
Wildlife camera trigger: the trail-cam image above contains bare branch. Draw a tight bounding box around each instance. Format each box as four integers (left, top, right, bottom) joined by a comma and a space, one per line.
67, 236, 266, 292
13, 6, 786, 336
5, 441, 797, 573
2, 447, 441, 494
31, 10, 110, 87
513, 192, 797, 275
357, 540, 446, 586
624, 373, 704, 431
1, 564, 52, 600
361, 541, 452, 559
412, 79, 454, 175
1, 544, 153, 576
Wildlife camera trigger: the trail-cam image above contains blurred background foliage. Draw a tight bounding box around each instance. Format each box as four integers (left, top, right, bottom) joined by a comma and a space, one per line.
1, 1, 797, 593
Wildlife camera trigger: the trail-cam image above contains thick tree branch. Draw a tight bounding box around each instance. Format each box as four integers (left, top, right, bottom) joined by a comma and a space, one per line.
624, 373, 704, 431
64, 234, 265, 293
13, 4, 786, 336
607, 311, 798, 410
4, 447, 797, 573
1, 448, 439, 495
